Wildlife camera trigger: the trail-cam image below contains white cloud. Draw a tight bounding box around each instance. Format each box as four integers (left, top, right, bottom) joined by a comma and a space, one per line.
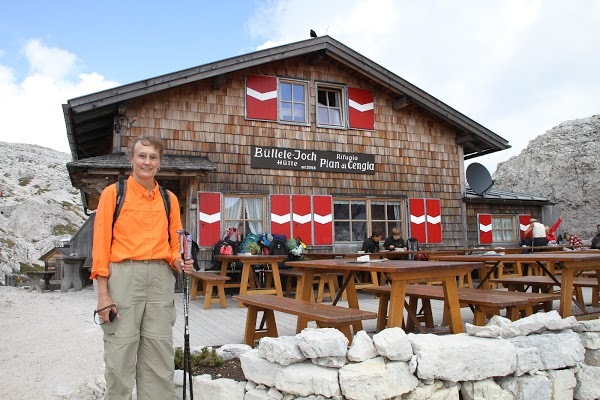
0, 39, 119, 153
248, 0, 600, 173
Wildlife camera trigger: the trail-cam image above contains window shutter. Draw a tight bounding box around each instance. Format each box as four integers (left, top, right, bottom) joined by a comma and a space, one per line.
270, 194, 292, 238
478, 214, 493, 244
313, 195, 333, 245
246, 74, 277, 121
518, 214, 531, 239
348, 87, 374, 130
198, 192, 221, 247
292, 195, 312, 245
425, 198, 442, 243
409, 198, 426, 243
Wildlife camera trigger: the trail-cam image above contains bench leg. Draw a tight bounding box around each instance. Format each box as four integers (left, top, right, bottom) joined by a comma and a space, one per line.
505, 306, 519, 321
190, 276, 199, 300
243, 306, 278, 346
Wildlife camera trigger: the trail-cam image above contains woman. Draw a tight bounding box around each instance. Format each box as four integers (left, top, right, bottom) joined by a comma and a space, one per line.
91, 136, 194, 399
383, 227, 405, 250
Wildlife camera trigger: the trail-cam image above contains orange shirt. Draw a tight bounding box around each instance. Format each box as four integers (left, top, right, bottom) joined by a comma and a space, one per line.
91, 176, 182, 279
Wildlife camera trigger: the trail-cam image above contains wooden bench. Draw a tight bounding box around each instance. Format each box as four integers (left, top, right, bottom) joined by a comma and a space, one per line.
263, 269, 343, 303
189, 271, 231, 309
232, 294, 377, 345
362, 285, 560, 331
489, 275, 599, 308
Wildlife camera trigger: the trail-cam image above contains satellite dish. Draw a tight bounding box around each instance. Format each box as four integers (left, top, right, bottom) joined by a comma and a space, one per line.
466, 162, 494, 196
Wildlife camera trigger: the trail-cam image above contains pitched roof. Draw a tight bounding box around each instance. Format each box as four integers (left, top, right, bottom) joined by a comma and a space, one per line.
465, 185, 552, 205
64, 35, 510, 162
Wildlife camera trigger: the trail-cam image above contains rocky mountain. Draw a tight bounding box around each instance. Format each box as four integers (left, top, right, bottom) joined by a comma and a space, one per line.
0, 142, 87, 283
493, 114, 600, 239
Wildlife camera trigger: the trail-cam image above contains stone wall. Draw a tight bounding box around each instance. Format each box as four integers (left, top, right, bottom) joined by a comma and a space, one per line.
184, 311, 600, 400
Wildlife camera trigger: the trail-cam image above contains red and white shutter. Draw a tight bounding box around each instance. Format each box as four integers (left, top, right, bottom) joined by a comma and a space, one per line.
292, 195, 312, 245
246, 74, 277, 121
409, 198, 426, 243
478, 214, 493, 244
348, 87, 374, 130
198, 192, 221, 247
270, 195, 292, 238
313, 195, 333, 245
425, 199, 442, 243
518, 214, 531, 239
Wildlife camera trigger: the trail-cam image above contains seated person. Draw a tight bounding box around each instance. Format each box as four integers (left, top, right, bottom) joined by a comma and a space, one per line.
564, 232, 584, 247
545, 216, 563, 246
383, 227, 405, 251
361, 229, 383, 253
591, 224, 600, 249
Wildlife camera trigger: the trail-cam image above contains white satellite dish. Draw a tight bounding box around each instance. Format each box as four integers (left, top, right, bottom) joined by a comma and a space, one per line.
466, 163, 494, 196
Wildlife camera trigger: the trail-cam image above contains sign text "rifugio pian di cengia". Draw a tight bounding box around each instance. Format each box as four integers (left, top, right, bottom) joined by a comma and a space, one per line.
251, 146, 375, 174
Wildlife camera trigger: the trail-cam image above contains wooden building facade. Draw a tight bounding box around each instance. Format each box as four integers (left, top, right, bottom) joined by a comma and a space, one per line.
63, 36, 551, 265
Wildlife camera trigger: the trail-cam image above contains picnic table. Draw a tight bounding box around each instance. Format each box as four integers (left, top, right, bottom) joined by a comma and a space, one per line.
214, 254, 287, 306
286, 258, 483, 334
25, 270, 57, 292
428, 252, 600, 317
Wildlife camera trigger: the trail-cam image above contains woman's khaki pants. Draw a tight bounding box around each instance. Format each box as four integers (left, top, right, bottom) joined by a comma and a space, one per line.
101, 260, 176, 400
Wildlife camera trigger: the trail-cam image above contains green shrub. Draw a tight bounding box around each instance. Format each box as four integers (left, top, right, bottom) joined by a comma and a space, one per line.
174, 347, 224, 370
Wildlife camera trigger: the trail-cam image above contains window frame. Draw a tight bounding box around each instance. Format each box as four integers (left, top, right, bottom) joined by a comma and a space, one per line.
222, 193, 267, 237
315, 82, 347, 129
333, 197, 405, 243
278, 78, 310, 126
491, 214, 518, 245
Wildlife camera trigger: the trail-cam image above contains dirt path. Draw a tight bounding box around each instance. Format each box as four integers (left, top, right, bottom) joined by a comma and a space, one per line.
0, 286, 104, 399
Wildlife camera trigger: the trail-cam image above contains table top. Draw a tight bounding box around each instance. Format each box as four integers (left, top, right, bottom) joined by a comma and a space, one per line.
286, 258, 483, 274
215, 254, 288, 263
429, 252, 600, 264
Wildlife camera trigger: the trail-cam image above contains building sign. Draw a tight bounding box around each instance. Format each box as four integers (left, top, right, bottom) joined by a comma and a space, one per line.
251, 145, 376, 175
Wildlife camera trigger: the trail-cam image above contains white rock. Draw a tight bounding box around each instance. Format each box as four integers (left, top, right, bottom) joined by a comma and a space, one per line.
460, 378, 513, 400
338, 356, 418, 400
508, 330, 585, 370
409, 333, 516, 381
372, 327, 413, 361
258, 336, 306, 365
217, 343, 252, 360
296, 328, 348, 358
347, 330, 378, 362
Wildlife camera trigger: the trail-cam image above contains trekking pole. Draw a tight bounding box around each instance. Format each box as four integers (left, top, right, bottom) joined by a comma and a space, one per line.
177, 230, 194, 400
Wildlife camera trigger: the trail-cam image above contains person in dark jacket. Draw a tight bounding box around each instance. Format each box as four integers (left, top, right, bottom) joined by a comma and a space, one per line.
361, 229, 383, 253
383, 227, 405, 251
591, 224, 600, 249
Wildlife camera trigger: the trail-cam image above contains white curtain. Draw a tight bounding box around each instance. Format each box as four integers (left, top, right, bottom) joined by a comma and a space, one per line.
246, 198, 264, 234
223, 197, 243, 238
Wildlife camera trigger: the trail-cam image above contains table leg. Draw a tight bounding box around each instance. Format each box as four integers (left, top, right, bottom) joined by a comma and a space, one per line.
269, 263, 283, 297
442, 276, 464, 334
559, 269, 574, 317
296, 269, 315, 332
237, 264, 251, 307
387, 280, 407, 328
342, 271, 363, 333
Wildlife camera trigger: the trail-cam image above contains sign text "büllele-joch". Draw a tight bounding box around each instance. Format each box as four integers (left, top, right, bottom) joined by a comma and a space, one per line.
251, 146, 375, 175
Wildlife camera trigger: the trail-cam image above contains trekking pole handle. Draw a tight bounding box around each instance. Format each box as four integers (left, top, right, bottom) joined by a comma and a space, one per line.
185, 234, 193, 261
177, 229, 187, 258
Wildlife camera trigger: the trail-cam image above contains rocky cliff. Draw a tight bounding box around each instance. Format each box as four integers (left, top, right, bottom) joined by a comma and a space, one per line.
493, 115, 600, 239
0, 142, 87, 282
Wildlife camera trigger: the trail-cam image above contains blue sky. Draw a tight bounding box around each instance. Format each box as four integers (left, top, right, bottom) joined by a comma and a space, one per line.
1, 0, 599, 174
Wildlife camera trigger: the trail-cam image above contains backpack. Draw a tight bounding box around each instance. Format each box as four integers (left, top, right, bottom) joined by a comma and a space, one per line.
269, 234, 288, 256
210, 228, 241, 269
242, 232, 262, 253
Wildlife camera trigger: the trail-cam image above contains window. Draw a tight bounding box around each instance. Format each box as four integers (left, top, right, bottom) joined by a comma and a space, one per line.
334, 198, 404, 242
491, 215, 517, 243
223, 195, 266, 237
279, 80, 308, 123
316, 84, 345, 128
